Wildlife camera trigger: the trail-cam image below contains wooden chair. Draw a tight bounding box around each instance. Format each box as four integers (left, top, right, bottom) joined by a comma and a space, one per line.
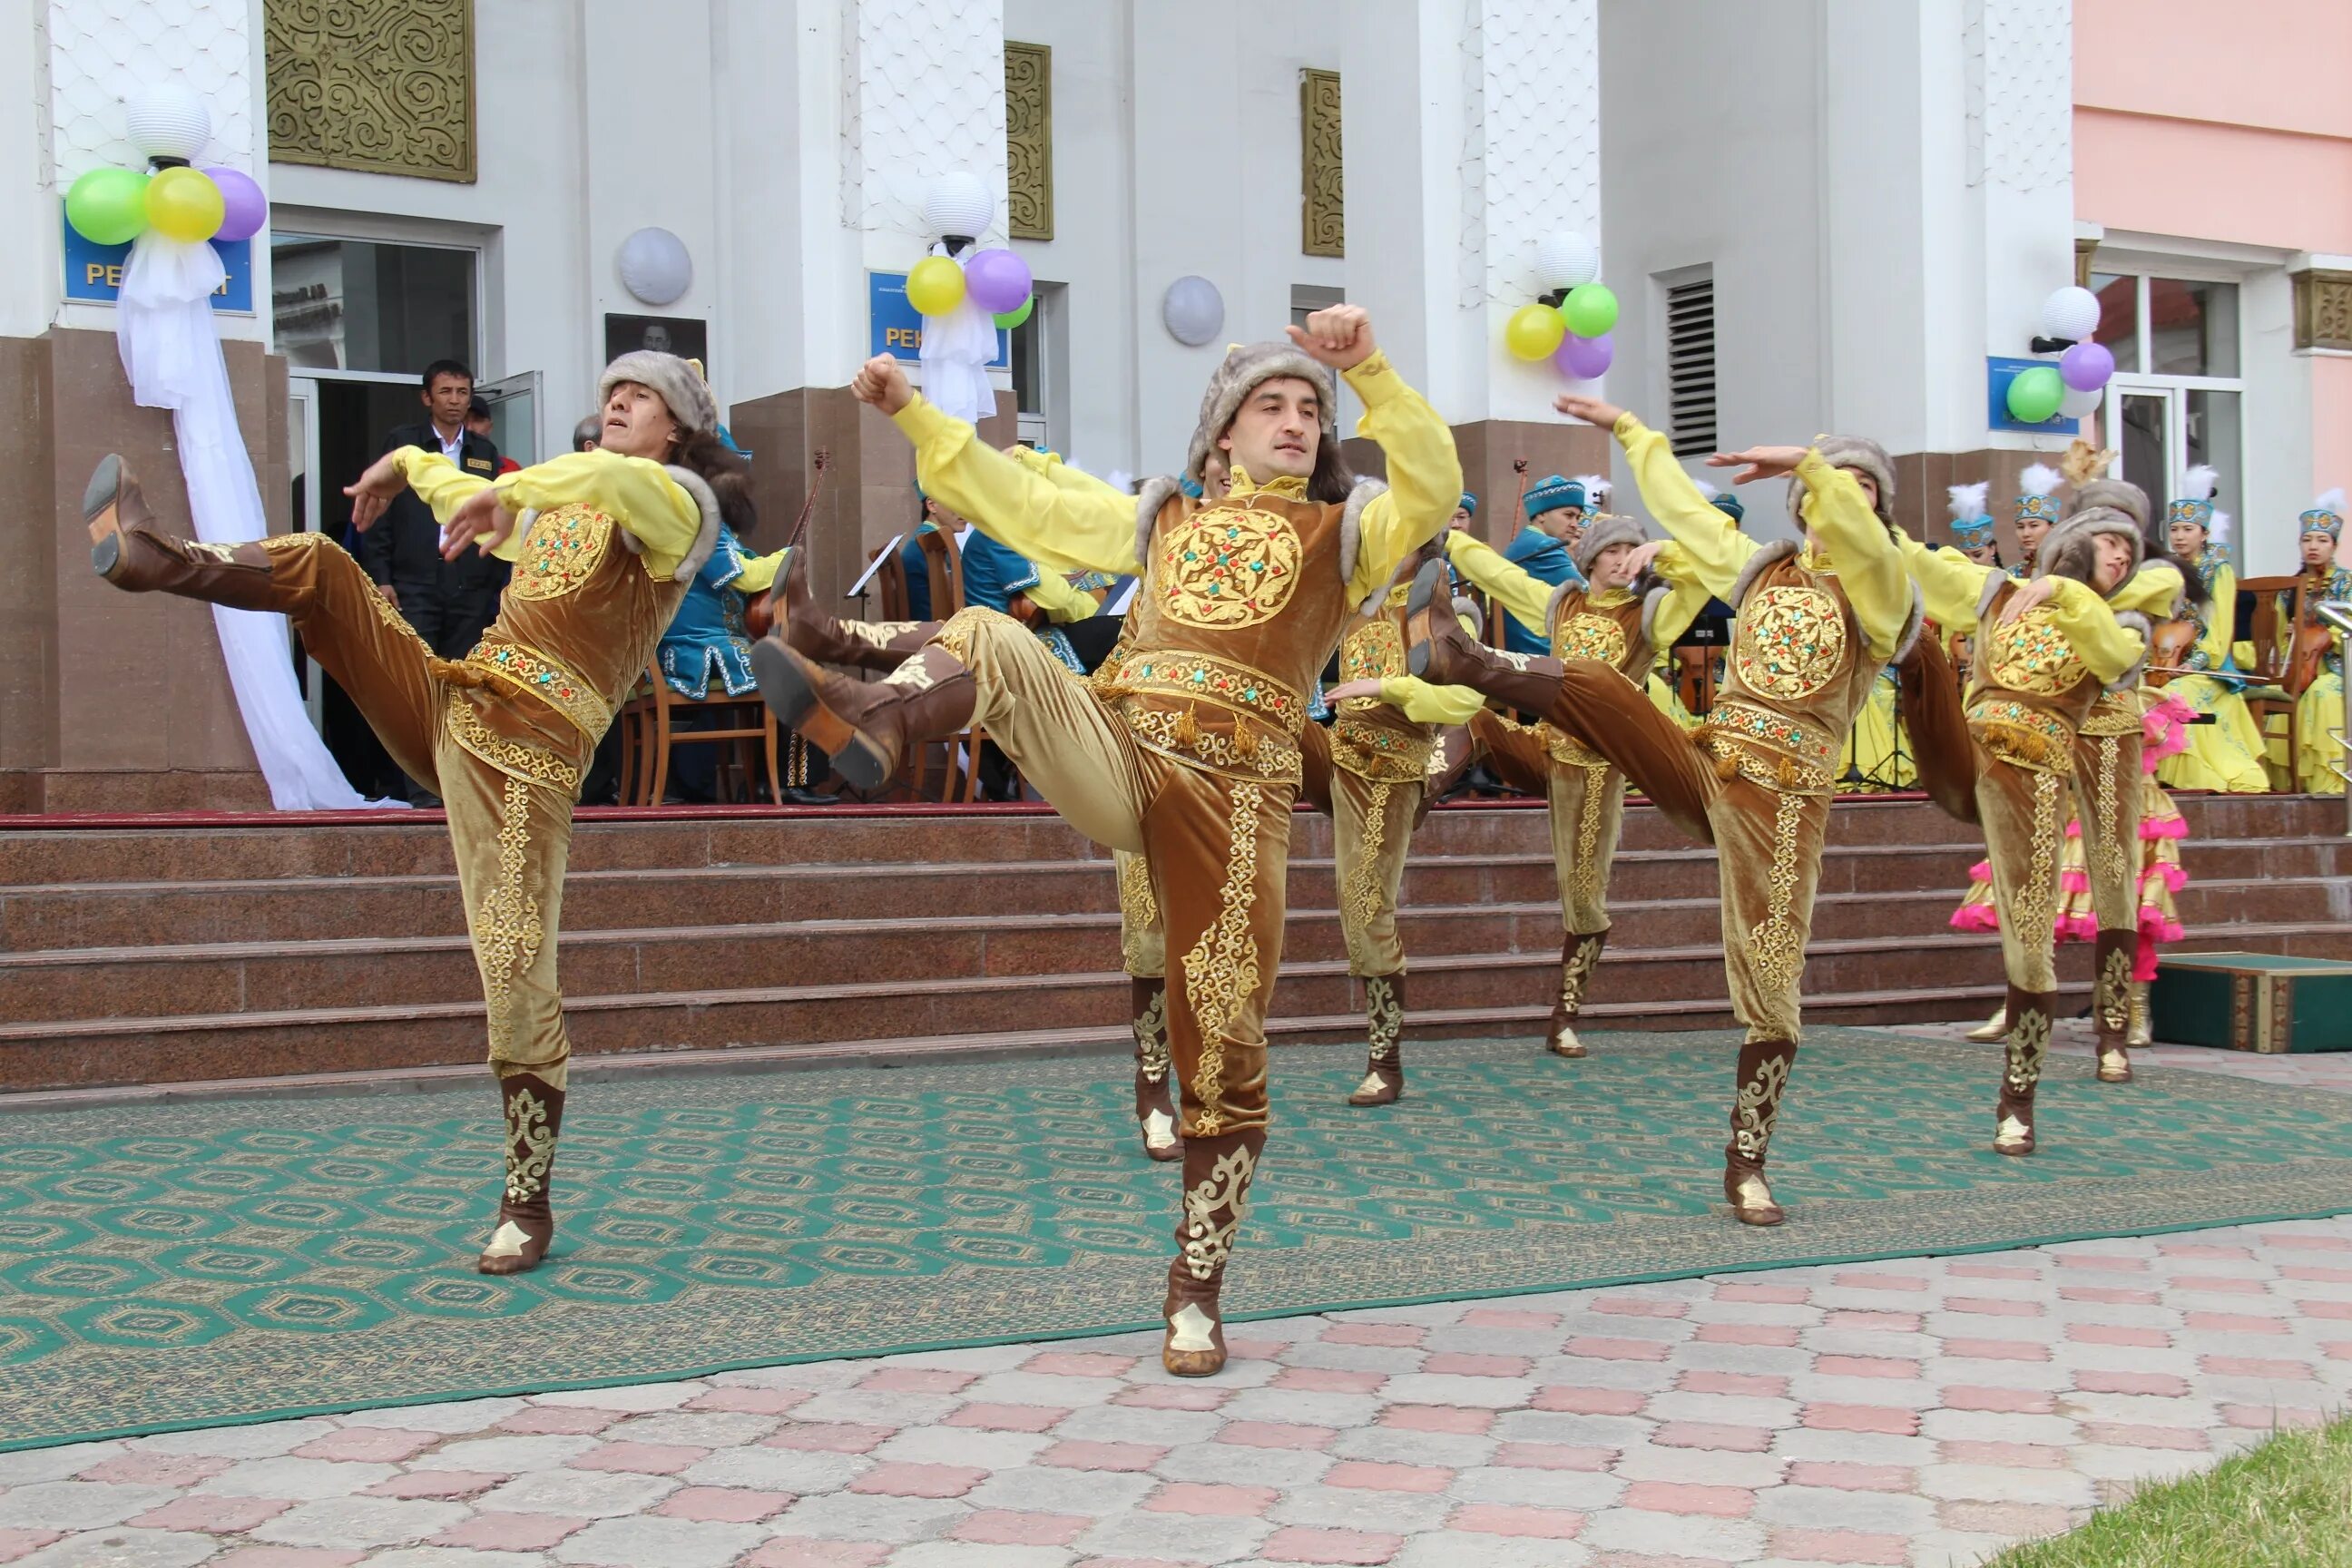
855, 528, 995, 803
2238, 573, 2302, 790
617, 671, 781, 806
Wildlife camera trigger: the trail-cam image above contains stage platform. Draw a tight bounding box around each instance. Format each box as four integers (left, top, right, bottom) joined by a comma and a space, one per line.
4, 794, 2347, 1096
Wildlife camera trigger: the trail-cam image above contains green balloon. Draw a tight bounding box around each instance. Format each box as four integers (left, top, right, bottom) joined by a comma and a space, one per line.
993, 297, 1034, 329
65, 167, 149, 246
2006, 364, 2064, 424
1562, 283, 1619, 338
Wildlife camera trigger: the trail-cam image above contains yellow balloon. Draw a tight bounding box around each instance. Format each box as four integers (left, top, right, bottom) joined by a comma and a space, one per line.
1504, 302, 1566, 362
145, 166, 225, 242
906, 256, 967, 318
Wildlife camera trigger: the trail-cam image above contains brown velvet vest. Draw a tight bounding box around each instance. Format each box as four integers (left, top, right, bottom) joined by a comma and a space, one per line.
1094, 485, 1356, 786
1538, 585, 1652, 768
1700, 544, 1886, 796
1962, 576, 2107, 772
443, 502, 691, 790
1330, 585, 1438, 783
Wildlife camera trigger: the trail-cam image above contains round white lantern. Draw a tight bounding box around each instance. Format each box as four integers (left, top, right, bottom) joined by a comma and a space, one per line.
2041, 285, 2102, 344
1535, 232, 1602, 290
617, 227, 693, 307
924, 172, 994, 240
1161, 276, 1226, 347
126, 83, 213, 162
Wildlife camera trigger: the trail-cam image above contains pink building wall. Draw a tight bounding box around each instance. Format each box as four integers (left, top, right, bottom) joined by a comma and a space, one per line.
2075, 0, 2352, 495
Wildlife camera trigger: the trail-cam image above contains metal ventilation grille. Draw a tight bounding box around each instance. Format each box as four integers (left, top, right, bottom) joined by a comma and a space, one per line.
1665, 274, 1718, 457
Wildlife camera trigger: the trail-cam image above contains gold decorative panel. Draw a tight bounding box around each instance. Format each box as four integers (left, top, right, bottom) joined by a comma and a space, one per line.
1005, 42, 1054, 242
1299, 68, 1343, 259
2292, 268, 2352, 353
266, 0, 476, 183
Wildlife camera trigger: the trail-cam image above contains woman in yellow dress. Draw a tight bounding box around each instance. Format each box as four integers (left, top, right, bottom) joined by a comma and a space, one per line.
2288, 490, 2348, 793
2155, 466, 2271, 792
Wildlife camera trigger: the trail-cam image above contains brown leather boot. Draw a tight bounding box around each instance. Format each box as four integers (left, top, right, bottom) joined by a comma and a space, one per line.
2092, 930, 2134, 1083
1723, 1038, 1798, 1226
1132, 977, 1180, 1161
1995, 985, 2052, 1156
1547, 930, 1607, 1058
85, 455, 284, 611
1347, 974, 1405, 1106
750, 641, 975, 790
1405, 560, 1565, 712
478, 1072, 565, 1275
765, 544, 940, 672
1162, 1128, 1264, 1377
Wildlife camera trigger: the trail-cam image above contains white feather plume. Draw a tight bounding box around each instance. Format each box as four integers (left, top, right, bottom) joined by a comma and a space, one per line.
2180, 464, 2219, 504
2209, 510, 2232, 547
1691, 475, 1721, 502
2312, 486, 2347, 516
2018, 464, 2062, 499
1573, 474, 1612, 504
1106, 468, 1134, 495
1947, 481, 1990, 521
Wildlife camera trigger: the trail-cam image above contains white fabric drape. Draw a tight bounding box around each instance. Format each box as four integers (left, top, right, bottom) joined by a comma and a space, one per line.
915, 246, 1000, 428
115, 233, 396, 810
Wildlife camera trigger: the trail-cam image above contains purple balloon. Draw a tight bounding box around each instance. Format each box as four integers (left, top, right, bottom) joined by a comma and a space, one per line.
204, 166, 268, 242
962, 248, 1033, 315
2060, 340, 2114, 392
1554, 331, 1613, 380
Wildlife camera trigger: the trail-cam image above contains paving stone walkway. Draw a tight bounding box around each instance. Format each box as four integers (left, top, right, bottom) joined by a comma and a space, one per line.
5, 1029, 2347, 1568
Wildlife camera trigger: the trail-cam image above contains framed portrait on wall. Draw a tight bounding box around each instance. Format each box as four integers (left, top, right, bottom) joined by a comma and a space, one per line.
604, 314, 709, 372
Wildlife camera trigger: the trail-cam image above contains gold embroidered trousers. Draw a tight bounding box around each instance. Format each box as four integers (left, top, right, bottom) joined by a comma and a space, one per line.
1546, 662, 1829, 1044
1471, 709, 1627, 935
946, 613, 1290, 1135
2070, 727, 2143, 936
1978, 759, 2069, 994
263, 534, 584, 1086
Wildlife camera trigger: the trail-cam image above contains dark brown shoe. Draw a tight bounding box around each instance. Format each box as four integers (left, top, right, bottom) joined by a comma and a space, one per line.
1132, 977, 1181, 1161
478, 1072, 564, 1275
2092, 931, 2134, 1083
1724, 1038, 1798, 1226
1995, 985, 2051, 1156
1547, 931, 1607, 1058
751, 641, 975, 790
1346, 974, 1405, 1105
1161, 1129, 1264, 1377
86, 455, 281, 610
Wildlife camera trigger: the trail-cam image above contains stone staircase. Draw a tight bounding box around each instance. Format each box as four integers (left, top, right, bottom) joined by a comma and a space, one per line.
3, 795, 2347, 1094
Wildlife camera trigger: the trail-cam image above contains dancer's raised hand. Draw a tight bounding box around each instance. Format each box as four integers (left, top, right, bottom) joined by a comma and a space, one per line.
1324, 679, 1385, 703
1287, 305, 1377, 370
442, 485, 517, 561
850, 355, 914, 416
1707, 446, 1811, 485
343, 451, 411, 532
1553, 393, 1627, 429
1998, 577, 2058, 624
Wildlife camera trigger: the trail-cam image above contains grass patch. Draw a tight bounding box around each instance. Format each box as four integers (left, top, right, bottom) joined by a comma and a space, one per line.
1989, 1414, 2352, 1567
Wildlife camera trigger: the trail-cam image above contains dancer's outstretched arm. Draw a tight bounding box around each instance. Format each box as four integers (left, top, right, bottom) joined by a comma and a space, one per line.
1994, 575, 2151, 683
1445, 531, 1556, 632
1900, 533, 1998, 631
1556, 394, 1758, 601
1702, 437, 1913, 664
2107, 560, 2184, 619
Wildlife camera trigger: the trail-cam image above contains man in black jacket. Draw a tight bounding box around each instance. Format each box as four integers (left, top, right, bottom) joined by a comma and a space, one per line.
358, 359, 511, 662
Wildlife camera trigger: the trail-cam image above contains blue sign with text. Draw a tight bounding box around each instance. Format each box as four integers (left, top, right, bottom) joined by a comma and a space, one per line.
868, 271, 1010, 367
1986, 356, 2082, 437
62, 213, 254, 313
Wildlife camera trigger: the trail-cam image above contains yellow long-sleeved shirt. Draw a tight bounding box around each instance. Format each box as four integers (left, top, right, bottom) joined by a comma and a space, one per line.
2191, 560, 2238, 672
734, 546, 785, 597
1444, 529, 1712, 652
1612, 413, 1912, 662
890, 350, 1462, 605
1898, 534, 2148, 685
2109, 560, 2184, 621
394, 446, 706, 583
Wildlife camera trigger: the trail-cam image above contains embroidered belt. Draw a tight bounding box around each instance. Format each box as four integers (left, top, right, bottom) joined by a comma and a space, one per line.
1117, 699, 1302, 784
1097, 649, 1308, 739
1537, 721, 1610, 770
464, 637, 612, 740
2079, 691, 2141, 738
1967, 696, 2076, 774
1698, 700, 1838, 794
1332, 711, 1435, 782
446, 693, 583, 793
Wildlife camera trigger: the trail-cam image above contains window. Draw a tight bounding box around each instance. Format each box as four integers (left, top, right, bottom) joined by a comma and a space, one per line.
271, 235, 478, 376
1662, 271, 1718, 457
2086, 271, 2246, 557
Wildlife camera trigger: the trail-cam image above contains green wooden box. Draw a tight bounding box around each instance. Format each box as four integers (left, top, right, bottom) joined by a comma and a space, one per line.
2151, 953, 2352, 1054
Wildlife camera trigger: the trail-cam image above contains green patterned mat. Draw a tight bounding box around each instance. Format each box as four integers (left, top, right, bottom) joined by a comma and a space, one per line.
5, 1028, 2350, 1451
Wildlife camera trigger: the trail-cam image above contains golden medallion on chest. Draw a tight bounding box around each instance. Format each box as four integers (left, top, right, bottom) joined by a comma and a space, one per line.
1158, 506, 1305, 630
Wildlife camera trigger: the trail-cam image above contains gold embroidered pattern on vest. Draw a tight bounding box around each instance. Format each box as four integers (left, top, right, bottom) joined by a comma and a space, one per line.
1966, 697, 2075, 774
446, 695, 583, 792
475, 774, 545, 1059
1341, 618, 1406, 682
1734, 584, 1847, 700
1331, 715, 1434, 782
1122, 704, 1303, 784
467, 637, 612, 740
1553, 611, 1629, 668
510, 505, 613, 601
2081, 691, 2141, 736
1106, 650, 1308, 736
1985, 612, 2089, 695
1159, 507, 1304, 630
1181, 782, 1266, 1136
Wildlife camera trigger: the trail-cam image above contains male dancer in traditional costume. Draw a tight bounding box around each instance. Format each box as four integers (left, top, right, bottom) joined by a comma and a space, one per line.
755, 307, 1461, 1374
1411, 394, 1919, 1227
1439, 514, 1710, 1057
1896, 508, 2151, 1150
86, 351, 735, 1275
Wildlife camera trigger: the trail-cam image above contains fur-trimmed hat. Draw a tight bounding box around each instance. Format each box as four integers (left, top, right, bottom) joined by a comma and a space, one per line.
2300, 486, 2345, 541
2038, 505, 2144, 588
2070, 476, 2150, 534
600, 351, 719, 436
1785, 435, 1896, 533
2015, 463, 2064, 527
1523, 474, 1585, 519
1947, 482, 1996, 552
1183, 342, 1337, 485
1573, 514, 1648, 575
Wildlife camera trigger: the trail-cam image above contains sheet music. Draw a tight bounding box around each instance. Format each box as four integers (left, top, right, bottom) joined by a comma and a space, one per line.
1105, 577, 1139, 615
847, 534, 904, 596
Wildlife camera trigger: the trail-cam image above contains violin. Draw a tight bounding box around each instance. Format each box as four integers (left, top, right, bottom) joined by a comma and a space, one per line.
2146, 620, 2199, 687
2286, 589, 2335, 697
744, 448, 829, 641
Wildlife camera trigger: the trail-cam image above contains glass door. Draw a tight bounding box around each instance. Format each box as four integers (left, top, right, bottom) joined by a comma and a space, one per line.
477, 370, 540, 467
287, 377, 327, 735
2113, 387, 2175, 511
